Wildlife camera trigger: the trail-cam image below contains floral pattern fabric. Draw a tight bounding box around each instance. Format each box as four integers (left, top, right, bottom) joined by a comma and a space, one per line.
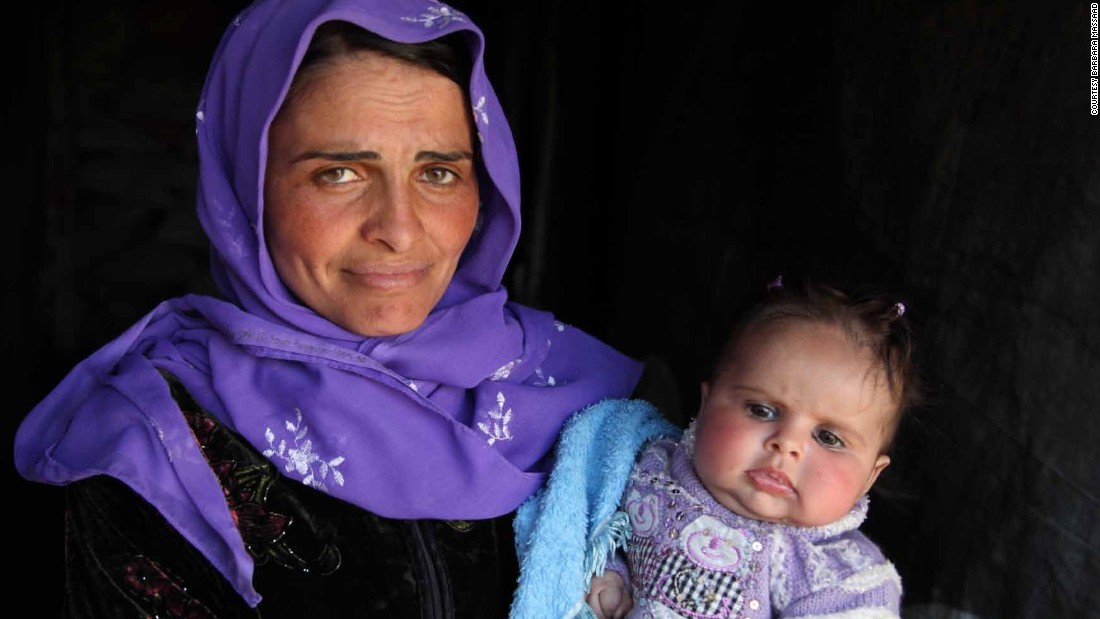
60, 372, 518, 618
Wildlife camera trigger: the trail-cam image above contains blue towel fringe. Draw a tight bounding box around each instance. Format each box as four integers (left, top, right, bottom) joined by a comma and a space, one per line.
583, 510, 632, 591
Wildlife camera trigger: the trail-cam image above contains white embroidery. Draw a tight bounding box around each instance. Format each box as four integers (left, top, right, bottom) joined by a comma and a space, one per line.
216, 209, 248, 257
401, 0, 466, 28
262, 408, 346, 490
532, 368, 557, 387
232, 1, 257, 27
554, 321, 565, 331
478, 392, 513, 445
407, 380, 420, 393
472, 96, 489, 125
490, 359, 520, 381
194, 99, 206, 135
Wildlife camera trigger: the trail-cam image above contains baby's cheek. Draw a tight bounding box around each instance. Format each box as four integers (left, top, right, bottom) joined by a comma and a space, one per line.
808, 459, 868, 508
693, 425, 736, 477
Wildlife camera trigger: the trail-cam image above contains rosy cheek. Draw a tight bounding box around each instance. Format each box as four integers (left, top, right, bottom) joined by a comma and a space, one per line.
812, 458, 866, 498
695, 421, 746, 473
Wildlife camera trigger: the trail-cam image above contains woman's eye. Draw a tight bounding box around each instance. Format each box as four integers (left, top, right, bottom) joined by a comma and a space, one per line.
317, 167, 360, 185
747, 403, 777, 421
420, 167, 458, 186
814, 428, 846, 449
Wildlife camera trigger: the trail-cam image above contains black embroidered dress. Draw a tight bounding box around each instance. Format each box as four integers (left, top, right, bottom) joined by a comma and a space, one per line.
63, 373, 517, 618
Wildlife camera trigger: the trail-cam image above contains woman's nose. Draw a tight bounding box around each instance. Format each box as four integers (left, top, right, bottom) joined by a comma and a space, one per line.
360, 184, 423, 252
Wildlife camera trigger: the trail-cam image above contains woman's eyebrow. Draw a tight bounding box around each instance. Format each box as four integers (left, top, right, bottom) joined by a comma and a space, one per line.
292, 150, 381, 163
415, 150, 474, 162
290, 150, 473, 163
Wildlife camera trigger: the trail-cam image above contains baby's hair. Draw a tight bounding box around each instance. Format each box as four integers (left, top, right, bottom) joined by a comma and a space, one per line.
712, 278, 923, 450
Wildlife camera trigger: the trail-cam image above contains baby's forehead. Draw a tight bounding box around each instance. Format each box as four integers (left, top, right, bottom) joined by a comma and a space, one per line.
727, 318, 856, 360
734, 318, 887, 368
717, 321, 901, 422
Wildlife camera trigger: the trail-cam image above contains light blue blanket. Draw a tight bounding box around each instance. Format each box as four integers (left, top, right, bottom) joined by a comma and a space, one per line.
510, 398, 681, 619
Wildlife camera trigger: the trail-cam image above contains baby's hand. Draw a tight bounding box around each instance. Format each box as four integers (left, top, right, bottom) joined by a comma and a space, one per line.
585, 571, 633, 619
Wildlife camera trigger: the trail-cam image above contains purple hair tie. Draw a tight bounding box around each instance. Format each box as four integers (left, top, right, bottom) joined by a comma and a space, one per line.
767, 275, 783, 291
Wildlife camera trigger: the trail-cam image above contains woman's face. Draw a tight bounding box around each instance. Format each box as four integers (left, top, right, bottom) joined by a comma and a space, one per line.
264, 51, 479, 337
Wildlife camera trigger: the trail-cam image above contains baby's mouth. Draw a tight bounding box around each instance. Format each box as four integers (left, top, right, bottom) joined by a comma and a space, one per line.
746, 467, 795, 496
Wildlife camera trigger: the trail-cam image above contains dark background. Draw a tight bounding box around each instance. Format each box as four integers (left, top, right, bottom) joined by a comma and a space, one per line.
4, 1, 1098, 617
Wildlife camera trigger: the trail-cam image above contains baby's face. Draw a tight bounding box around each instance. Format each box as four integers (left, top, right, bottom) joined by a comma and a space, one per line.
692, 320, 894, 527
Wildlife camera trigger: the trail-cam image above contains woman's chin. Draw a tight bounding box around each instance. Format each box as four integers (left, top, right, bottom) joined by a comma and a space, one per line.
338, 305, 429, 338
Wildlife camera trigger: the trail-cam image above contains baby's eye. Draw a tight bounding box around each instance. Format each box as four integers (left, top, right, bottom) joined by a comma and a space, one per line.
317, 167, 361, 185
420, 167, 458, 186
746, 403, 778, 421
814, 428, 846, 449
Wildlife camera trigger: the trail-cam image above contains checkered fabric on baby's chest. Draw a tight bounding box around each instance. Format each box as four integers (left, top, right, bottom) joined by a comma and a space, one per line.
623, 485, 768, 619
629, 536, 748, 617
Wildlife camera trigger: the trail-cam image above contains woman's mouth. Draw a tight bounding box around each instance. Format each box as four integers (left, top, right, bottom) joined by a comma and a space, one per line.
345, 263, 430, 290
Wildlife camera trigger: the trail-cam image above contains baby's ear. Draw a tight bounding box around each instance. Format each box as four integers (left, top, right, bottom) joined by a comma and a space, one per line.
697, 382, 711, 416
863, 454, 891, 495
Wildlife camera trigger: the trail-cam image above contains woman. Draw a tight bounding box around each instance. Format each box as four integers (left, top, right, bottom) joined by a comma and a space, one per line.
14, 0, 642, 616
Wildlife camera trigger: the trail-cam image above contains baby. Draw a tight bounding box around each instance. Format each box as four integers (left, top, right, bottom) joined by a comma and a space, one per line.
587, 279, 921, 618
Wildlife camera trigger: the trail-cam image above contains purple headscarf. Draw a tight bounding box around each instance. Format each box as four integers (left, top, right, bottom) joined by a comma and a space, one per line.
14, 0, 641, 605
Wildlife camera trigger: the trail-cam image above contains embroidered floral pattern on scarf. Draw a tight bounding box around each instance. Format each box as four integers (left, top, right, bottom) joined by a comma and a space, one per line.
263, 409, 346, 491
